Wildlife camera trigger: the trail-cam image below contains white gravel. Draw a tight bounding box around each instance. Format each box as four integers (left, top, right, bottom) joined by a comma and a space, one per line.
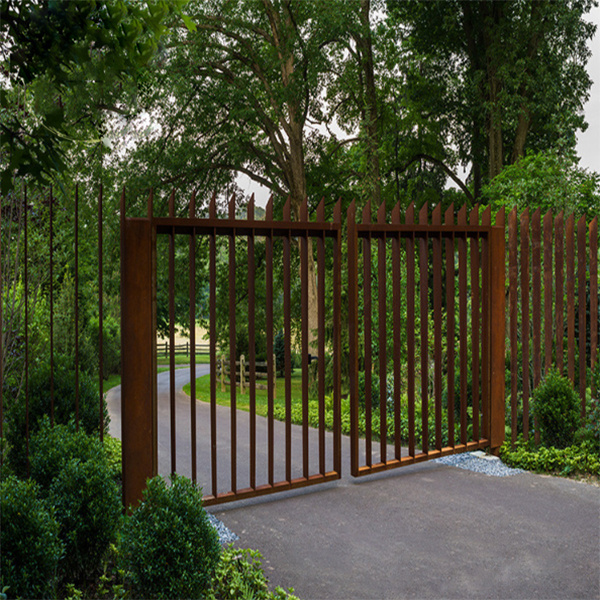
206, 512, 239, 545
434, 450, 525, 476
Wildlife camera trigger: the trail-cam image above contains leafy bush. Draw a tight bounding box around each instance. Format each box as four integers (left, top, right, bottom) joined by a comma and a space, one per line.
0, 476, 63, 600
500, 439, 600, 476
5, 358, 109, 476
532, 370, 580, 448
119, 474, 221, 599
29, 420, 121, 584
206, 546, 298, 600
103, 434, 123, 481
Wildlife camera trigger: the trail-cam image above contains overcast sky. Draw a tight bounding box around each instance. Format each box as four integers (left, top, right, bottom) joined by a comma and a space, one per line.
576, 3, 600, 173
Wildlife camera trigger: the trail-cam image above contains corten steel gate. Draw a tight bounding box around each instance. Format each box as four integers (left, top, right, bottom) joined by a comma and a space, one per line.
346, 201, 506, 477
121, 192, 504, 508
121, 191, 342, 508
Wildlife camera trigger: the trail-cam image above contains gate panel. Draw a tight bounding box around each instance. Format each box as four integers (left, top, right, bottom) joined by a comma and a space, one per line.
348, 201, 505, 478
149, 193, 342, 506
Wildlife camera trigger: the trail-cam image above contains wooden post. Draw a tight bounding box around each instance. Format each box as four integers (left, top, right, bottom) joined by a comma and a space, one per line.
273, 353, 277, 400
240, 354, 245, 394
220, 355, 226, 392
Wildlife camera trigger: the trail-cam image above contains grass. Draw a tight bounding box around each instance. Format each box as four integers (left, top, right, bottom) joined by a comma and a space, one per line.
183, 369, 305, 418
157, 354, 210, 365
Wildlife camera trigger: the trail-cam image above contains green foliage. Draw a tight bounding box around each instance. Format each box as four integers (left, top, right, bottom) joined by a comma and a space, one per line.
0, 476, 63, 600
206, 546, 298, 600
532, 370, 580, 449
5, 358, 109, 477
28, 420, 121, 584
500, 439, 600, 477
119, 474, 221, 600
103, 434, 123, 481
482, 151, 600, 216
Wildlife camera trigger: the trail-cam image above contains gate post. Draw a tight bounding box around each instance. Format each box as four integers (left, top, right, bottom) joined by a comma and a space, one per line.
489, 224, 506, 453
121, 210, 157, 509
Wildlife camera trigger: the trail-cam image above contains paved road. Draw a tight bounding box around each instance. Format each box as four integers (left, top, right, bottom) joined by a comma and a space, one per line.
107, 368, 600, 600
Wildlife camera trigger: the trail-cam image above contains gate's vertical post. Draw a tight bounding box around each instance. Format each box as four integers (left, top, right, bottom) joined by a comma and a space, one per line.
489, 216, 506, 454
347, 201, 360, 476
121, 191, 157, 509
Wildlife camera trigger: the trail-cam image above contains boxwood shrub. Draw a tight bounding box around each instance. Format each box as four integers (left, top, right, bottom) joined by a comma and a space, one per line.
119, 474, 221, 599
0, 476, 63, 600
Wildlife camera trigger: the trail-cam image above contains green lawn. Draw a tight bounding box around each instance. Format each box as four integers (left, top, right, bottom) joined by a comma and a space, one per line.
103, 364, 200, 393
183, 369, 305, 417
157, 354, 210, 366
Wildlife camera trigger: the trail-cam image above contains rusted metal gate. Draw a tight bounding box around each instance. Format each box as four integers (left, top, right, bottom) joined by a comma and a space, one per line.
121, 192, 505, 508
121, 191, 342, 508
347, 201, 506, 477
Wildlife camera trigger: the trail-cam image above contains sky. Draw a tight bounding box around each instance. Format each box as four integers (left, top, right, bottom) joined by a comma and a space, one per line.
576, 4, 600, 174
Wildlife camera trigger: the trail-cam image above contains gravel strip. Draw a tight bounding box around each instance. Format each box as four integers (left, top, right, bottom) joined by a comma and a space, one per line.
206, 512, 239, 545
434, 451, 525, 477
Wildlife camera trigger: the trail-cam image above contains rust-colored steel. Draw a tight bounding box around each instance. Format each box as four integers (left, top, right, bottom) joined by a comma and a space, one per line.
532, 211, 542, 391
247, 197, 257, 489
406, 203, 416, 456
189, 191, 197, 482
555, 213, 565, 374
209, 196, 218, 497
591, 217, 598, 398
265, 197, 275, 486
480, 207, 491, 442
228, 194, 237, 493
98, 186, 103, 439
432, 204, 443, 449
391, 202, 402, 460
362, 202, 373, 466
347, 201, 360, 476
519, 209, 530, 440
24, 186, 30, 473
283, 199, 292, 483
577, 216, 587, 413
419, 203, 429, 453
49, 188, 54, 424
469, 207, 480, 441
566, 214, 575, 383
300, 198, 310, 480
489, 210, 506, 452
74, 185, 80, 429
444, 204, 455, 447
121, 193, 157, 510
543, 212, 553, 376
317, 199, 326, 476
377, 202, 387, 461
332, 199, 342, 475
457, 205, 468, 445
509, 209, 519, 444
168, 190, 177, 474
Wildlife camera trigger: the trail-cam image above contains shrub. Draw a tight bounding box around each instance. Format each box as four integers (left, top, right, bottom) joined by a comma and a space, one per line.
0, 476, 63, 600
5, 357, 109, 476
29, 420, 121, 584
119, 474, 221, 599
206, 546, 298, 600
532, 370, 580, 448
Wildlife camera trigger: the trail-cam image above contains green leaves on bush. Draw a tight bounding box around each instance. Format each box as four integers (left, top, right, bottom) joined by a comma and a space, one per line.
5, 358, 109, 477
500, 439, 600, 476
207, 546, 298, 600
0, 477, 63, 600
29, 420, 121, 584
119, 474, 221, 599
532, 370, 580, 448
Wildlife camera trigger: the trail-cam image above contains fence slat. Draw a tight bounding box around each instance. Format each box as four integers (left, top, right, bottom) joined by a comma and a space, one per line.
444, 204, 455, 447
228, 195, 237, 493
317, 199, 326, 475
555, 213, 565, 374
378, 202, 387, 462
391, 202, 402, 460
543, 211, 553, 376
283, 199, 292, 483
265, 198, 275, 487
577, 215, 587, 414
247, 197, 256, 489
362, 202, 373, 466
532, 210, 542, 390
458, 205, 468, 446
481, 206, 491, 441
520, 209, 530, 440
189, 191, 197, 482
509, 208, 518, 445
300, 199, 310, 480
419, 203, 429, 453
168, 190, 177, 473
406, 203, 416, 457
209, 197, 218, 497
432, 204, 443, 449
470, 206, 481, 441
566, 214, 575, 383
591, 217, 598, 398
